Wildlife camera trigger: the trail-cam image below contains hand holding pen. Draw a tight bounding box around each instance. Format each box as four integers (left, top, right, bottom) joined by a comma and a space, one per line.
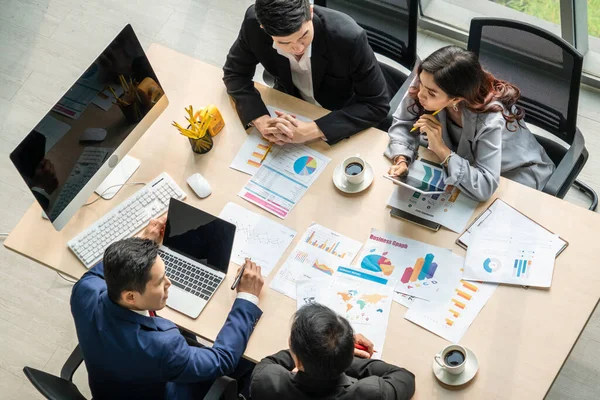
231, 258, 264, 298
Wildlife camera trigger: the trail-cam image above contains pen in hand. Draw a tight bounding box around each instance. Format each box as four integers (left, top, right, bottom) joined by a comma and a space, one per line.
410, 109, 441, 132
231, 258, 249, 290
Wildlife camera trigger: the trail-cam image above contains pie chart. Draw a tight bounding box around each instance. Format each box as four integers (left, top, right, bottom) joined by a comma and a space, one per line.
293, 156, 318, 175
483, 258, 502, 273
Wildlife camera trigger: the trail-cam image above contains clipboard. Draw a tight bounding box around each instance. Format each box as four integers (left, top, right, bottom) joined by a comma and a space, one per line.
456, 198, 568, 257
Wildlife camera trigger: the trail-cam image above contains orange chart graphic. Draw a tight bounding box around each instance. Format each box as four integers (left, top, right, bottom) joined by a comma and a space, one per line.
445, 280, 480, 326
246, 140, 271, 168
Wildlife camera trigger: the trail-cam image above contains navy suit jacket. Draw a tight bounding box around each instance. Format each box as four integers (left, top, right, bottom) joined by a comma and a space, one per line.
70, 263, 263, 400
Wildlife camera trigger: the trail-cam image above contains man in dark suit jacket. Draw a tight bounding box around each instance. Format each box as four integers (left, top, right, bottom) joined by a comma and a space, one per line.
70, 217, 264, 400
223, 0, 389, 145
251, 303, 415, 400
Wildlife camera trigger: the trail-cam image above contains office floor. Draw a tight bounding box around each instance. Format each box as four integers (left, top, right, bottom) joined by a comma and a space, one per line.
0, 0, 599, 398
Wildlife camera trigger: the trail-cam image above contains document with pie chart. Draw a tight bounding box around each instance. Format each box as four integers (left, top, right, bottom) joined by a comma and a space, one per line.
239, 144, 330, 219
462, 229, 558, 287
338, 229, 463, 301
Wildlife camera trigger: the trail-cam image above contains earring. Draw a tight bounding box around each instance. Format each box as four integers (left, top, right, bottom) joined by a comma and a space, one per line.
452, 103, 458, 112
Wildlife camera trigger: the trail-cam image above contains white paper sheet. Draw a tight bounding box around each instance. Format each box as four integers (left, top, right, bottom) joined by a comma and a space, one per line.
404, 278, 497, 343
218, 202, 296, 277
463, 230, 558, 287
337, 229, 463, 301
270, 223, 363, 299
239, 144, 330, 219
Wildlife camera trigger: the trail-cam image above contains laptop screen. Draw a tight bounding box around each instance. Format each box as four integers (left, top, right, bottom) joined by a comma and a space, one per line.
163, 199, 236, 273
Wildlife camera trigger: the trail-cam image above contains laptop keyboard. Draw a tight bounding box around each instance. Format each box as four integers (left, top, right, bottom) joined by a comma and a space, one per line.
159, 250, 223, 301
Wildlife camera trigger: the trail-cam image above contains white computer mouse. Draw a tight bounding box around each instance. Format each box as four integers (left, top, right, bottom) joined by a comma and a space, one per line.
80, 128, 107, 142
187, 173, 212, 198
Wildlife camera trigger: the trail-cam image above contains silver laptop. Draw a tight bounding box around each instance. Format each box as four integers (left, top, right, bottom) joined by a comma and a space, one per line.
160, 198, 236, 318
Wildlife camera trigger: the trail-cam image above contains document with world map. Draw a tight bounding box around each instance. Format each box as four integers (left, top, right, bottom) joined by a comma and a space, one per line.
296, 276, 393, 359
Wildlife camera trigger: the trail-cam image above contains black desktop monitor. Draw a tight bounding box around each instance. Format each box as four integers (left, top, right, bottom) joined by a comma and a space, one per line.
10, 24, 168, 231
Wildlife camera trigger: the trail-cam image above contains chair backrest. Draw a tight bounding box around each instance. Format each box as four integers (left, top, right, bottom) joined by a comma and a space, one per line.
467, 18, 583, 145
314, 0, 418, 69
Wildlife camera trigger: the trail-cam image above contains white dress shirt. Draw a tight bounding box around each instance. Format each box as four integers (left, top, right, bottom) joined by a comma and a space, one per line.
273, 42, 321, 106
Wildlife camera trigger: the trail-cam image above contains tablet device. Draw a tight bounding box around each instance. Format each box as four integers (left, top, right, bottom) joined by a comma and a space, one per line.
383, 174, 446, 195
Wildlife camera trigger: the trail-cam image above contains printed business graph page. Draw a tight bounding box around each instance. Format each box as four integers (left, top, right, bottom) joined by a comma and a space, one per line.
338, 229, 462, 301
239, 144, 330, 219
270, 223, 363, 299
229, 106, 312, 176
405, 276, 498, 343
463, 230, 558, 287
218, 202, 297, 277
295, 276, 393, 359
387, 182, 479, 233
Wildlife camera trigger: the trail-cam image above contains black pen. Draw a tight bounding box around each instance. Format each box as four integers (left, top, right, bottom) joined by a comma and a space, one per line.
231, 258, 249, 290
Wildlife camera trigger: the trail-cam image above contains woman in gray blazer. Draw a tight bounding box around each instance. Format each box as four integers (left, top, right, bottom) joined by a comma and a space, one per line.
385, 45, 555, 201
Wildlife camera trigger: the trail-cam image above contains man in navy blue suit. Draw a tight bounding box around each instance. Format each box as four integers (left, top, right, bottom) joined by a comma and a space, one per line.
70, 216, 264, 400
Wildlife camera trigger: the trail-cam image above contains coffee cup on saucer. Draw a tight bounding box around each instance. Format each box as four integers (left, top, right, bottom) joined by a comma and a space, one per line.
432, 344, 479, 386
435, 344, 467, 375
342, 155, 366, 185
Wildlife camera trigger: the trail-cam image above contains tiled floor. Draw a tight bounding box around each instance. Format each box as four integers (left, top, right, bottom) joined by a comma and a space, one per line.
1, 1, 599, 398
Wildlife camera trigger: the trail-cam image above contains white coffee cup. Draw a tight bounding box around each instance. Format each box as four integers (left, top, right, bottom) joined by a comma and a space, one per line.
342, 155, 366, 185
434, 344, 468, 375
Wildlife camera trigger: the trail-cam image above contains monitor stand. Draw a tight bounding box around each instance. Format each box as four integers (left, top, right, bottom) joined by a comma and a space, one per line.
95, 155, 141, 199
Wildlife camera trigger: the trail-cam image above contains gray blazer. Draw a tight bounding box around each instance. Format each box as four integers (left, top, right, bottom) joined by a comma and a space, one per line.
385, 87, 555, 201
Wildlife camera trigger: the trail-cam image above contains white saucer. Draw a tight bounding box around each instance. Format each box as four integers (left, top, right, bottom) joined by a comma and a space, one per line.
432, 348, 479, 386
333, 162, 374, 194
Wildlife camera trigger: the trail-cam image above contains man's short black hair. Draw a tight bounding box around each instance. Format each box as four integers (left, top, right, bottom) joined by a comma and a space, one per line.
104, 237, 159, 303
290, 303, 355, 378
255, 0, 311, 37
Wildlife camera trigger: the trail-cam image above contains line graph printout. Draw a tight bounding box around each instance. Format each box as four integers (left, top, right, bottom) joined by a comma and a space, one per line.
218, 202, 296, 277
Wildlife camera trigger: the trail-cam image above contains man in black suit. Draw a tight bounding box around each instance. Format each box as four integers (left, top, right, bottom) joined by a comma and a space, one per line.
250, 303, 415, 400
223, 0, 390, 145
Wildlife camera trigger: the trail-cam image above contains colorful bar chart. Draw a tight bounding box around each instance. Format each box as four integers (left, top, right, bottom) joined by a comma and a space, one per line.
305, 230, 347, 258
400, 254, 438, 283
513, 258, 532, 278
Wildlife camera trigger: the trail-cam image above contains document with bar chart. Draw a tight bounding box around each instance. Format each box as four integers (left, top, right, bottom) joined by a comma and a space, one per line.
387, 182, 479, 233
338, 229, 462, 301
270, 223, 363, 299
230, 128, 280, 175
218, 202, 296, 277
462, 230, 558, 287
405, 274, 498, 343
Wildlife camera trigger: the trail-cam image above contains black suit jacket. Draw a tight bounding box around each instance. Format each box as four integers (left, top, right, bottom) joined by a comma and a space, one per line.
250, 350, 415, 400
223, 6, 390, 145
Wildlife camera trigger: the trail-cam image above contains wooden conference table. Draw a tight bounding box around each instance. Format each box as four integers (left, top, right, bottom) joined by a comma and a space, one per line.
5, 44, 600, 399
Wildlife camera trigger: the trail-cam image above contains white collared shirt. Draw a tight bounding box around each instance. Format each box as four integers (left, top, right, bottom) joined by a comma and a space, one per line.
273, 42, 321, 106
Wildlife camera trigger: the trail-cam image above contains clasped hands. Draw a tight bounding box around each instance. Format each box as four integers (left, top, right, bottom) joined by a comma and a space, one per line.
253, 111, 324, 145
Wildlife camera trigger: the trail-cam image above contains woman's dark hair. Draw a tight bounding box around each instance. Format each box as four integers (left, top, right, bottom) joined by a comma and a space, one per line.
409, 45, 524, 129
290, 303, 355, 379
104, 237, 159, 303
255, 0, 311, 37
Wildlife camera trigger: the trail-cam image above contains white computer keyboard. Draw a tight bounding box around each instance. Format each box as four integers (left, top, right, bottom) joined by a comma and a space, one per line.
68, 172, 186, 268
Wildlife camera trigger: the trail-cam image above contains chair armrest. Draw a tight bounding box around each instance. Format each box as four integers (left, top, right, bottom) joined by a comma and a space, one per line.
542, 127, 585, 196
204, 376, 238, 400
60, 345, 84, 382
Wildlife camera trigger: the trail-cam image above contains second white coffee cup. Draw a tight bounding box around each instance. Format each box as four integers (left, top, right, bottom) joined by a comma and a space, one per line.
434, 344, 468, 375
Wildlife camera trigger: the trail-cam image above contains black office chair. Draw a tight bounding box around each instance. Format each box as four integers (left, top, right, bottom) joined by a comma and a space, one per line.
468, 18, 598, 211
23, 345, 241, 400
263, 0, 419, 130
